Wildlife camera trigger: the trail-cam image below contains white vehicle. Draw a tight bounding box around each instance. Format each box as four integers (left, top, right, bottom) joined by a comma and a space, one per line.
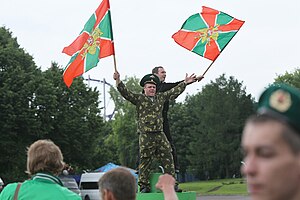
79, 172, 105, 200
0, 177, 4, 192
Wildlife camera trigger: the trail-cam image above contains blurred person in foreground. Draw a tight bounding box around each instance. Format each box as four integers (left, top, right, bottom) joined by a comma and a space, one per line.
0, 139, 81, 200
241, 83, 300, 200
98, 167, 136, 200
0, 178, 4, 193
156, 174, 178, 200
98, 167, 178, 200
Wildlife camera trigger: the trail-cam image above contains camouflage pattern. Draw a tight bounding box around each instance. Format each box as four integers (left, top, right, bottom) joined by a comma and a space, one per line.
138, 131, 175, 188
117, 81, 186, 133
117, 81, 186, 189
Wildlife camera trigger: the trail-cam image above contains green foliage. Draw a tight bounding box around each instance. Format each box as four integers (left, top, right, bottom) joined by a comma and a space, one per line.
0, 27, 42, 181
168, 102, 194, 176
0, 27, 113, 182
171, 74, 255, 180
274, 68, 300, 88
39, 63, 110, 171
109, 76, 142, 168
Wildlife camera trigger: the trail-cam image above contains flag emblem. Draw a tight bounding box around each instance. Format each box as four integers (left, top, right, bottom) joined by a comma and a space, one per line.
81, 28, 103, 58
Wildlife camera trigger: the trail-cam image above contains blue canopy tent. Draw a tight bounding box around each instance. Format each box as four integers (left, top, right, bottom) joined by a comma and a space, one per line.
94, 162, 138, 180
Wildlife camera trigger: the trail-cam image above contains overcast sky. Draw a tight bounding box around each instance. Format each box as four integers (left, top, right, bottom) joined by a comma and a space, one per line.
1, 0, 300, 114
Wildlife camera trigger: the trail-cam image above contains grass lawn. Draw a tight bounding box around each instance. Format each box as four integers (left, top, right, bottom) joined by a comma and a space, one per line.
180, 178, 248, 196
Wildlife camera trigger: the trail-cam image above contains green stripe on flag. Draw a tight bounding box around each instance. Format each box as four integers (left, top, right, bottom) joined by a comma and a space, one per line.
191, 40, 207, 57
182, 13, 208, 31
85, 47, 100, 71
216, 31, 237, 50
80, 15, 97, 34
216, 12, 233, 25
99, 10, 113, 39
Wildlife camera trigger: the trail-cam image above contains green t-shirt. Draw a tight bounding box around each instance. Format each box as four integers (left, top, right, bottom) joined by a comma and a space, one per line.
0, 173, 81, 200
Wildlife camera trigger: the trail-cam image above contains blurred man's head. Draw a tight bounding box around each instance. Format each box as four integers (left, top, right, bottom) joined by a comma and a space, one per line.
98, 167, 136, 200
0, 177, 4, 192
241, 83, 300, 200
152, 66, 166, 82
26, 139, 65, 176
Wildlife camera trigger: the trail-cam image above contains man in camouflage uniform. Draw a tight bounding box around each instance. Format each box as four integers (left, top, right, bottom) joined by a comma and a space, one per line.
113, 71, 195, 193
152, 66, 203, 174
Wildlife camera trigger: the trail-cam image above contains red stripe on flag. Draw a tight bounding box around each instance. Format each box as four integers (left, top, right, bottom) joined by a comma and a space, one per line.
219, 18, 245, 32
99, 39, 115, 58
62, 32, 90, 56
172, 30, 200, 51
94, 0, 110, 29
201, 6, 219, 27
204, 40, 220, 61
63, 51, 85, 87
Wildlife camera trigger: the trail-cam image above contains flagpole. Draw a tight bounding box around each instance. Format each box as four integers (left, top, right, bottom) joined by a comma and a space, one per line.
113, 54, 117, 72
201, 60, 215, 77
109, 0, 117, 72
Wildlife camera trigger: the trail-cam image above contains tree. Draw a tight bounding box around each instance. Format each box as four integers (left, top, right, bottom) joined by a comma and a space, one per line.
0, 27, 114, 182
168, 101, 194, 181
274, 68, 300, 88
0, 27, 43, 181
109, 76, 141, 168
39, 63, 110, 171
185, 74, 255, 179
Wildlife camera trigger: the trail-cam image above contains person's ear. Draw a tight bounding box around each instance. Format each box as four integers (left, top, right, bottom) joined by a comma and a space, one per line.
102, 189, 116, 200
101, 189, 107, 200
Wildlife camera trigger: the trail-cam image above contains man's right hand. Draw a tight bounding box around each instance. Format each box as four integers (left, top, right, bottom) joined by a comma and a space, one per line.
113, 71, 120, 84
113, 71, 120, 80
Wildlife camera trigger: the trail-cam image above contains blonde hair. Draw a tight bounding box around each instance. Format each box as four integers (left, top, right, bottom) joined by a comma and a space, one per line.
26, 139, 65, 176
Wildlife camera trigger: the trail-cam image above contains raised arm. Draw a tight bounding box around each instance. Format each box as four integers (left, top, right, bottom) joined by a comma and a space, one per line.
155, 174, 179, 200
113, 71, 138, 105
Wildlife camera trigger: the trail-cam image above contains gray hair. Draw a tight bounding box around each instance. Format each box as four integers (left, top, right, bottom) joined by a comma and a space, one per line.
98, 167, 136, 200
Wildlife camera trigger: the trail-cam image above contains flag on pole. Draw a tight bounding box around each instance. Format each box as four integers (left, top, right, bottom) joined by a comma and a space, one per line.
62, 0, 114, 87
172, 6, 244, 61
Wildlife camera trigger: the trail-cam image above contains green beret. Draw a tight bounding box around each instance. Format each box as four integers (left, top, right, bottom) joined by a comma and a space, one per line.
257, 83, 300, 133
139, 74, 160, 87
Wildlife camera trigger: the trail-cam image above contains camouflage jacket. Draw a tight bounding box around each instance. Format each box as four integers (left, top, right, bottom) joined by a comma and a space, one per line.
117, 81, 186, 133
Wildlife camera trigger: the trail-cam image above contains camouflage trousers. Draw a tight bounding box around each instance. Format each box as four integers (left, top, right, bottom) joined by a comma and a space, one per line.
138, 131, 175, 188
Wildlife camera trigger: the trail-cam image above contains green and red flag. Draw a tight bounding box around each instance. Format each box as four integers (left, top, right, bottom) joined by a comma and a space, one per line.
62, 0, 114, 87
172, 6, 244, 61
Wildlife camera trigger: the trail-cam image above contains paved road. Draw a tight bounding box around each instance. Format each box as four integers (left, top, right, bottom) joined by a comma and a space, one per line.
197, 195, 250, 200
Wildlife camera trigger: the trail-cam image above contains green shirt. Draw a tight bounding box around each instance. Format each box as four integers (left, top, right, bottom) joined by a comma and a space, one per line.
117, 81, 186, 133
0, 173, 81, 200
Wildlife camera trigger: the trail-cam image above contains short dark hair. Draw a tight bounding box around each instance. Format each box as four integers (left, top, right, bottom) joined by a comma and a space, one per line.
98, 167, 136, 200
246, 114, 300, 153
152, 66, 163, 74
